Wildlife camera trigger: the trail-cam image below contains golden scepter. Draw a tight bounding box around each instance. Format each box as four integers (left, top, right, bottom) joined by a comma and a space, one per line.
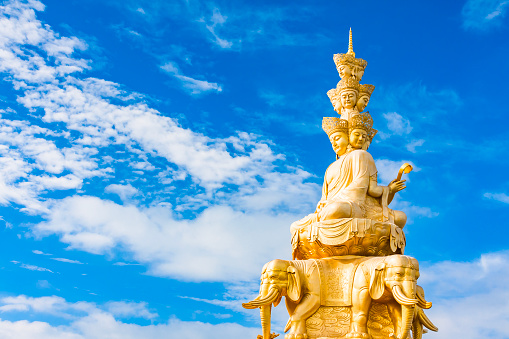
396, 163, 413, 181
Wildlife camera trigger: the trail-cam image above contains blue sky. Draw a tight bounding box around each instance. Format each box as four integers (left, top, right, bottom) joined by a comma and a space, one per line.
0, 0, 508, 337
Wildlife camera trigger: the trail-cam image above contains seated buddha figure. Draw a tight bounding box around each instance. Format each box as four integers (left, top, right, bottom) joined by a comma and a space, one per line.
317, 113, 407, 228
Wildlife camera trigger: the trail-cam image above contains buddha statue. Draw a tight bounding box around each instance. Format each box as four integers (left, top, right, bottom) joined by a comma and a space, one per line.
290, 113, 407, 259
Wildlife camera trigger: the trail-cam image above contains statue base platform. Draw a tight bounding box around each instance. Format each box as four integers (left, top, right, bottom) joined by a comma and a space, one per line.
291, 218, 405, 260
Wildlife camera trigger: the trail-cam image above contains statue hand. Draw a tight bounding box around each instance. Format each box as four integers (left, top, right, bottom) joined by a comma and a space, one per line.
389, 179, 406, 194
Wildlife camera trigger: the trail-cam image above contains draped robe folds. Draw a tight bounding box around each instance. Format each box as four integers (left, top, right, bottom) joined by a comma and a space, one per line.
320, 149, 377, 216
290, 150, 391, 243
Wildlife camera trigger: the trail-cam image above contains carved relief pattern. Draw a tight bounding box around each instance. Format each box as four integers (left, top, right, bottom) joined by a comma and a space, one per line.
305, 306, 351, 338
294, 220, 403, 260
367, 303, 395, 339
305, 304, 394, 339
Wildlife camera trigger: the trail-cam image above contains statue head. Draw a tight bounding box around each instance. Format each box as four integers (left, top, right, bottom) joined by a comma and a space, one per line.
340, 89, 358, 110
356, 84, 375, 113
349, 128, 368, 149
329, 131, 349, 156
338, 64, 352, 79
333, 29, 368, 81
322, 117, 349, 156
327, 88, 342, 113
349, 112, 375, 149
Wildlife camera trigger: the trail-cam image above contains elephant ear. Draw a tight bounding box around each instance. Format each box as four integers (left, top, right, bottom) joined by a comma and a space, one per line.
286, 265, 301, 303
369, 261, 386, 300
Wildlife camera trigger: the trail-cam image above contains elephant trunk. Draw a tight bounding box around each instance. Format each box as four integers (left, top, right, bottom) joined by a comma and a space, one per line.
260, 304, 271, 339
398, 304, 415, 339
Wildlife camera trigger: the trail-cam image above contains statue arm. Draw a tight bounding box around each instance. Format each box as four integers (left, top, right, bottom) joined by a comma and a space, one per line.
367, 173, 383, 198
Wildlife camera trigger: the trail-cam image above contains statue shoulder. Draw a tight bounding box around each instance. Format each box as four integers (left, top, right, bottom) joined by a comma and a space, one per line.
350, 149, 375, 161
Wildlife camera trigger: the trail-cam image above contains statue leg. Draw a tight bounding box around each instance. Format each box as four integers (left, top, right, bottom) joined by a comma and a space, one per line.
386, 300, 402, 337
318, 202, 352, 221
285, 293, 320, 339
347, 286, 371, 339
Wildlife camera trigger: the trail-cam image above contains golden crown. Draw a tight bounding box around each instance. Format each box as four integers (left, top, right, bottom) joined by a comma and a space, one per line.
369, 128, 378, 141
333, 29, 368, 79
327, 88, 340, 102
322, 117, 349, 136
337, 76, 360, 93
359, 84, 375, 96
349, 112, 374, 132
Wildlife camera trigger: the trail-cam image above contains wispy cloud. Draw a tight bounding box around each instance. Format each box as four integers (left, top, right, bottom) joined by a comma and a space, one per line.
483, 192, 509, 203
160, 62, 223, 95
51, 258, 84, 264
462, 0, 509, 30
199, 8, 234, 49
11, 261, 54, 273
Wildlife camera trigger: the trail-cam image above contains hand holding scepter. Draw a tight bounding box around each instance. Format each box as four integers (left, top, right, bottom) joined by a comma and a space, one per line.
388, 163, 413, 204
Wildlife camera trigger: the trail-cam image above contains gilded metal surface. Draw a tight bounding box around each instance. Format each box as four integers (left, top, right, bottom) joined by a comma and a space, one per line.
242, 30, 438, 339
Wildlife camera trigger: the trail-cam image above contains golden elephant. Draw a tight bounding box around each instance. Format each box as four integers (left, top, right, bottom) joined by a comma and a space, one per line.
242, 255, 437, 339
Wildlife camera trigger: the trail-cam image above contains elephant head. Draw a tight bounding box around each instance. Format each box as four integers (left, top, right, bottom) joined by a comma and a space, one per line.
368, 255, 432, 339
242, 260, 301, 339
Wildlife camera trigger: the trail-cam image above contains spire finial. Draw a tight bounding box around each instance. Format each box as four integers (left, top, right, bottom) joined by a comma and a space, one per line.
347, 28, 355, 57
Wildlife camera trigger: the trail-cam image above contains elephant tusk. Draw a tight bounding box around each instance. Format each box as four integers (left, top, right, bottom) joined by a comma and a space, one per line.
392, 285, 418, 306
417, 308, 438, 332
242, 288, 280, 309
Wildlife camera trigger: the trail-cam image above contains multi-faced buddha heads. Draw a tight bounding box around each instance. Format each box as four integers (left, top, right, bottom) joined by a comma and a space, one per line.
328, 30, 375, 121
322, 112, 377, 156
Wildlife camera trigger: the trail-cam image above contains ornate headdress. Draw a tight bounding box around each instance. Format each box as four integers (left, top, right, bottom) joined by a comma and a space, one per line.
349, 112, 374, 132
322, 117, 348, 136
333, 29, 368, 81
359, 84, 375, 97
327, 88, 340, 103
336, 76, 360, 93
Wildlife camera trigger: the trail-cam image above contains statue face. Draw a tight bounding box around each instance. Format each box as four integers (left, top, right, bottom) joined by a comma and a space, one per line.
338, 65, 352, 78
329, 131, 349, 156
340, 90, 357, 109
353, 66, 364, 81
356, 95, 370, 112
332, 97, 342, 112
349, 128, 368, 149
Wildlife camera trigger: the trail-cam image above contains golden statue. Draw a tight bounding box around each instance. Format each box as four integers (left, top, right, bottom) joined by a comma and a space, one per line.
243, 29, 438, 339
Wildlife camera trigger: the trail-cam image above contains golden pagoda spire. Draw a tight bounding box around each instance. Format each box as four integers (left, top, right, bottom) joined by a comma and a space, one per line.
347, 28, 355, 57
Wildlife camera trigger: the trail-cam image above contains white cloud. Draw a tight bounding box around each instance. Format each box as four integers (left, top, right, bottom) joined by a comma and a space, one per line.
105, 301, 157, 320
483, 192, 509, 204
51, 258, 84, 264
34, 195, 301, 282
418, 251, 509, 339
160, 62, 222, 94
383, 112, 412, 136
202, 8, 234, 49
0, 0, 322, 286
11, 261, 53, 273
405, 139, 425, 153
105, 184, 139, 202
0, 295, 260, 339
462, 0, 509, 30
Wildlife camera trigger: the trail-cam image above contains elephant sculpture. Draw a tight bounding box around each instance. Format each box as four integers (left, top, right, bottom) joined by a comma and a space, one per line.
242, 255, 436, 339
